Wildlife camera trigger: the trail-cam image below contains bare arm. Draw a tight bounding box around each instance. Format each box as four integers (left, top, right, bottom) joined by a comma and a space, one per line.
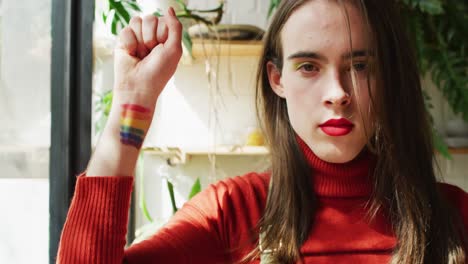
87, 6, 182, 177
56, 7, 183, 263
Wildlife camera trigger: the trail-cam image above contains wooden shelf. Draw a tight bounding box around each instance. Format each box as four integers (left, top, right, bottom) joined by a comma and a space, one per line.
142, 145, 468, 165
448, 147, 468, 155
143, 146, 468, 155
143, 145, 268, 165
93, 39, 264, 61
191, 40, 263, 58
143, 145, 268, 156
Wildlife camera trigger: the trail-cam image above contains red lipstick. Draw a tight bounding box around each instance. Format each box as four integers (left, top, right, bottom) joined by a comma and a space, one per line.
319, 118, 354, 136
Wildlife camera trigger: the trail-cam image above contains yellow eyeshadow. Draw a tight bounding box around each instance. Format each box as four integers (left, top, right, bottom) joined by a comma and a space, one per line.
293, 62, 312, 70
293, 62, 304, 70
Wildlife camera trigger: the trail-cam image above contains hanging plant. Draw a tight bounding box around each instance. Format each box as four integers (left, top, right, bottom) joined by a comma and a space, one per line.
96, 0, 225, 134
101, 0, 142, 35
100, 0, 224, 56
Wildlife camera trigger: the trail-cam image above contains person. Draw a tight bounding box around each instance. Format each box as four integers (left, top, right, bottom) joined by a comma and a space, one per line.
57, 1, 468, 263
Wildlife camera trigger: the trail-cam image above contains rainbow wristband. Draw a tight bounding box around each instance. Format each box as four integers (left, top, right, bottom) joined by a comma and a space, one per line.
120, 104, 151, 149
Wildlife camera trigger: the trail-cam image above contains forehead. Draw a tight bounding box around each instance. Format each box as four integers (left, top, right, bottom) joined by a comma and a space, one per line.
280, 0, 368, 59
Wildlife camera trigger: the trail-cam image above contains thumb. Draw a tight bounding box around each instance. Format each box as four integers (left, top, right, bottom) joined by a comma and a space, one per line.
165, 7, 183, 52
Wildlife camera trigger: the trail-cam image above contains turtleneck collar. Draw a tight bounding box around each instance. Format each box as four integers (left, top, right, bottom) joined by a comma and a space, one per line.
296, 135, 376, 198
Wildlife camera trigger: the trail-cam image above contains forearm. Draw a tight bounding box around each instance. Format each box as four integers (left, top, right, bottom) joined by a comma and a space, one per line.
86, 91, 157, 177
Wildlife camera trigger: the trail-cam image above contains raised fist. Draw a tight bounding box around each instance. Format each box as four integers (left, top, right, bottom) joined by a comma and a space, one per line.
113, 7, 183, 101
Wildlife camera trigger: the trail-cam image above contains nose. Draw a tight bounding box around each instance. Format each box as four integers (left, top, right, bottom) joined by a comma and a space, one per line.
324, 71, 351, 107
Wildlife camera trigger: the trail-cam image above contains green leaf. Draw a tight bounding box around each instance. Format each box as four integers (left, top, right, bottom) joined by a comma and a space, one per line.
94, 90, 113, 134
433, 129, 452, 160
102, 91, 113, 116
110, 10, 118, 35
95, 115, 107, 134
400, 0, 412, 6
418, 0, 444, 15
182, 29, 193, 57
167, 181, 178, 214
124, 0, 142, 12
102, 12, 108, 24
188, 178, 201, 199
267, 0, 281, 18
111, 0, 131, 24
174, 0, 187, 10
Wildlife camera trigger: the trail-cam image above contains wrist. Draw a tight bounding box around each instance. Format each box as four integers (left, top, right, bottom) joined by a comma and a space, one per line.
86, 93, 156, 177
112, 86, 160, 109
109, 98, 154, 146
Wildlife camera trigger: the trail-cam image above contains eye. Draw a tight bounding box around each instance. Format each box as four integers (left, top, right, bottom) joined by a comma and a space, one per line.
296, 62, 319, 73
352, 62, 368, 72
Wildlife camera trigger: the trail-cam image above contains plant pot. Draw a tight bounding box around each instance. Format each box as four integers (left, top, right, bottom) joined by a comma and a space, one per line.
446, 117, 468, 137
445, 116, 468, 147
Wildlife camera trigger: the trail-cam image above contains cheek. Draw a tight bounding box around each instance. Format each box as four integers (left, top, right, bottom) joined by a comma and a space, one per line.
282, 74, 322, 104
283, 82, 323, 134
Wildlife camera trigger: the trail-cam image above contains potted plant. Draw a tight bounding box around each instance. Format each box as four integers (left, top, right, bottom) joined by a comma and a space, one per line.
100, 0, 224, 57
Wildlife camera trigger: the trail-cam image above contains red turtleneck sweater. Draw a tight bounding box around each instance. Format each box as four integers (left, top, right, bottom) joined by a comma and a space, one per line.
57, 138, 468, 263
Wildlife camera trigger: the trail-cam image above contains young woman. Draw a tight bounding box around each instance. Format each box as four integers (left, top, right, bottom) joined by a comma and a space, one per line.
57, 0, 468, 263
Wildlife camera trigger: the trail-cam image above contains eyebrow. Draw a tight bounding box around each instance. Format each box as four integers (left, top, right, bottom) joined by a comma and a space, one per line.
342, 50, 374, 60
287, 51, 328, 62
287, 50, 374, 62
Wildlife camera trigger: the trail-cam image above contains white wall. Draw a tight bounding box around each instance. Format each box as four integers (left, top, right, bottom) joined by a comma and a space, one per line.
424, 76, 468, 189
133, 53, 273, 227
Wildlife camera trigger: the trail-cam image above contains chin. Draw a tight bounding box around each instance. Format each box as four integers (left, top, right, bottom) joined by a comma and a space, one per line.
312, 143, 364, 164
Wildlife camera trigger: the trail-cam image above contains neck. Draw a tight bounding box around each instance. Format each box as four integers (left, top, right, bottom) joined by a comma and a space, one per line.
296, 136, 376, 198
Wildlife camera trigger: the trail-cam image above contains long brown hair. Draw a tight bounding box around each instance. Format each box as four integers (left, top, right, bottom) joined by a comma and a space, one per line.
243, 0, 467, 263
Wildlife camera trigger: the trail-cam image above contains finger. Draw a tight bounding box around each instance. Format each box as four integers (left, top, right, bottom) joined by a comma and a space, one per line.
156, 17, 168, 44
165, 7, 183, 51
142, 15, 159, 50
129, 16, 149, 58
117, 26, 138, 57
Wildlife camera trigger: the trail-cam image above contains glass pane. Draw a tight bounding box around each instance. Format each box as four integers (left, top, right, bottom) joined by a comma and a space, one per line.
0, 0, 51, 263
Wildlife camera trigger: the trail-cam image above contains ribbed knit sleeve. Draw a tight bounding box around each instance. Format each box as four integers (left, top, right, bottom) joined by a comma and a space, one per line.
56, 174, 133, 264
124, 172, 268, 263
56, 172, 268, 264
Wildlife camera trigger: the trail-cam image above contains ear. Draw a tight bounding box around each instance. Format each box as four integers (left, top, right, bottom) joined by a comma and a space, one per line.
267, 61, 285, 98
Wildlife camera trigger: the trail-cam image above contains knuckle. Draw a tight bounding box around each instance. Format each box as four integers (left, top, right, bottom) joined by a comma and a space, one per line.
120, 26, 131, 35
129, 16, 142, 26
119, 27, 137, 49
119, 27, 133, 40
142, 14, 156, 23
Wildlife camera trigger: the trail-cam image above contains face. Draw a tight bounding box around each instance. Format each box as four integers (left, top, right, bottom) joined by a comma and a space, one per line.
268, 0, 375, 163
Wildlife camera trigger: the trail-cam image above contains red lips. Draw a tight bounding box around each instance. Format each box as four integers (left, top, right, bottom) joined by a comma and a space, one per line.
319, 118, 354, 136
